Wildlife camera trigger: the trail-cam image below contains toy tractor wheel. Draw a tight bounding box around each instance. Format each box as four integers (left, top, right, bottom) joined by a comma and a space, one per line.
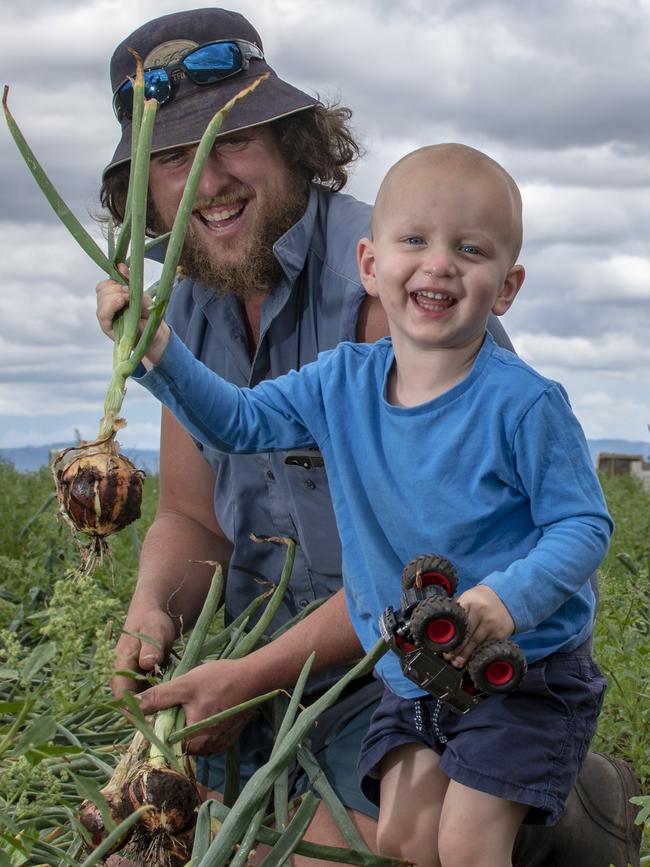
410, 596, 468, 653
401, 554, 458, 596
468, 640, 527, 694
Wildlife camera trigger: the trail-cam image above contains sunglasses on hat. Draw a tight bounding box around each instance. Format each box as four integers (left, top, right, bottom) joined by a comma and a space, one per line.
112, 39, 265, 121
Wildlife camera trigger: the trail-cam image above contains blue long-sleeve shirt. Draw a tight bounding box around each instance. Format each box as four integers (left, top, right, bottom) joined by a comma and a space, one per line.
163, 185, 513, 657
137, 330, 613, 698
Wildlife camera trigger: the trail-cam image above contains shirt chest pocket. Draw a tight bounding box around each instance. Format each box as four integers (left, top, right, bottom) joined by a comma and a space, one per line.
283, 450, 343, 577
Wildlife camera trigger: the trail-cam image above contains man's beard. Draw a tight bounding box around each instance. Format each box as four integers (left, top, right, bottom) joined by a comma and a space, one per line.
151, 182, 309, 300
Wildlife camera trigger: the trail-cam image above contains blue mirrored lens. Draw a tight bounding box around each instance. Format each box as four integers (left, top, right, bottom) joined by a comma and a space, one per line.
115, 69, 172, 118
143, 68, 172, 102
183, 42, 243, 84
115, 80, 135, 117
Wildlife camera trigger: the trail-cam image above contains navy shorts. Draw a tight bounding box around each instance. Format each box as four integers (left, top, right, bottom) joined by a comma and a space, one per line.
197, 679, 382, 819
358, 645, 606, 825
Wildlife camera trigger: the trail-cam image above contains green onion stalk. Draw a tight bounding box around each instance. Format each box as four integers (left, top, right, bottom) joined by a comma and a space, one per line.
3, 59, 269, 573
75, 564, 224, 864
77, 537, 294, 865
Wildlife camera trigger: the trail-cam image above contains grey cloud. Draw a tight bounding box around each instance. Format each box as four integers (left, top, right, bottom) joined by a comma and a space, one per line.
505, 267, 650, 343
3, 3, 118, 89
499, 143, 650, 190
522, 186, 650, 247
0, 369, 106, 389
2, 86, 117, 222
2, 0, 650, 445
279, 0, 649, 154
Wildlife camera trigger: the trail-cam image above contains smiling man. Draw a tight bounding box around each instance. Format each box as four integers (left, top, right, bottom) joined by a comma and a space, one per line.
146, 125, 308, 297
100, 9, 640, 867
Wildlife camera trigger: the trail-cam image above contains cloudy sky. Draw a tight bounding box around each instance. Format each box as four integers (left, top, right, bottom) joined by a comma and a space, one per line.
1, 0, 649, 450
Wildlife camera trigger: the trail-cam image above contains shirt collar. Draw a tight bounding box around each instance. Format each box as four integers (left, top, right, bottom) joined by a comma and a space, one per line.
272, 184, 320, 285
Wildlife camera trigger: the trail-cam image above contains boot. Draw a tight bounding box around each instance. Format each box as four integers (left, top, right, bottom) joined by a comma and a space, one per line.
513, 752, 642, 867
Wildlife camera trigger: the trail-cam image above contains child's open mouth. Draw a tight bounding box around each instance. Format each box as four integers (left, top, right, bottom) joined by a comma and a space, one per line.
411, 290, 457, 312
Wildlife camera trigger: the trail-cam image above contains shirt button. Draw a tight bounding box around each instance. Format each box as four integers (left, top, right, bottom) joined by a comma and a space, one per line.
303, 479, 316, 490
266, 470, 276, 482
299, 599, 310, 608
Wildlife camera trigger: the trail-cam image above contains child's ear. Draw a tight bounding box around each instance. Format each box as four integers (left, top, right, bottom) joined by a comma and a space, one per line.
357, 238, 379, 297
493, 264, 525, 316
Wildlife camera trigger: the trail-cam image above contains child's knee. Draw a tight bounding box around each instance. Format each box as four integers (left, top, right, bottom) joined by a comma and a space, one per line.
377, 819, 441, 867
437, 805, 522, 867
375, 814, 401, 857
437, 827, 481, 867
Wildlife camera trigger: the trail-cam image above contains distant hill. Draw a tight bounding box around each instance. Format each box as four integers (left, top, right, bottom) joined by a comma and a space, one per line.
2, 439, 648, 474
0, 444, 160, 474
587, 439, 649, 463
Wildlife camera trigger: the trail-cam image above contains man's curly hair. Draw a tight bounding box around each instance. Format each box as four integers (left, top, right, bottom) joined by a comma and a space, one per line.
100, 103, 362, 228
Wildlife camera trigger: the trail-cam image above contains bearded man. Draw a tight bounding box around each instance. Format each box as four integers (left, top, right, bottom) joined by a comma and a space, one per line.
101, 9, 641, 867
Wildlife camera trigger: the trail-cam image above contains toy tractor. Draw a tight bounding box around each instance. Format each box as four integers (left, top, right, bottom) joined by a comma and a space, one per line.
379, 554, 527, 714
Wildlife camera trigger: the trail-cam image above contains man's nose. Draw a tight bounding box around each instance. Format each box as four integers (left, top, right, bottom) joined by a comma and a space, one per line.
196, 151, 230, 197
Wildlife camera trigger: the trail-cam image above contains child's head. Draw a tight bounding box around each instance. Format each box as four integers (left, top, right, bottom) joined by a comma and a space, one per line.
357, 143, 525, 352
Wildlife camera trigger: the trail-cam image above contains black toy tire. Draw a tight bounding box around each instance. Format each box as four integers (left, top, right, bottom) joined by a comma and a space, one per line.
468, 640, 527, 694
401, 554, 458, 596
410, 596, 468, 653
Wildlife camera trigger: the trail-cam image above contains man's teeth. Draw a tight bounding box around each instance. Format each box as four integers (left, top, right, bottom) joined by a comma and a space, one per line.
200, 203, 244, 222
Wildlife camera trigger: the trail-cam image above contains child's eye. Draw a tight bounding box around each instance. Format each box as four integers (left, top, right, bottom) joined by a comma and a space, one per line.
461, 244, 482, 255
403, 236, 425, 246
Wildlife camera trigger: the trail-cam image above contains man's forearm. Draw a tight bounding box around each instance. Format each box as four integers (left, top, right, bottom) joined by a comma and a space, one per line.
235, 588, 364, 692
132, 509, 233, 632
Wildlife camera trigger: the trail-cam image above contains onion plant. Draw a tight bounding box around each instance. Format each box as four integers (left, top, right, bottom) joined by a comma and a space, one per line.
3, 59, 268, 573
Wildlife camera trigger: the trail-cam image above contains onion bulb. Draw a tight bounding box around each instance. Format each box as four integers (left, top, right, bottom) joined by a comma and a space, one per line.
52, 433, 144, 568
124, 764, 199, 836
78, 790, 133, 854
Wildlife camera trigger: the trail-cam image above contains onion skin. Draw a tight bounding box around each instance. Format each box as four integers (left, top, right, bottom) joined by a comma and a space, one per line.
124, 766, 199, 835
78, 792, 133, 853
78, 764, 198, 858
53, 441, 144, 539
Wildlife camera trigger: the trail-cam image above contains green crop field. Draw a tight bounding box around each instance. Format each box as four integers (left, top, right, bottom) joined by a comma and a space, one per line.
0, 459, 648, 864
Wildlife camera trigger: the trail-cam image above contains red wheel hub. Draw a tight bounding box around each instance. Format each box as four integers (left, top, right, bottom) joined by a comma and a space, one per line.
485, 660, 514, 686
426, 618, 456, 645
420, 571, 452, 595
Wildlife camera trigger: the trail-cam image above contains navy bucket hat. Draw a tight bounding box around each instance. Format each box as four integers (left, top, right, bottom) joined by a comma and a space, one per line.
104, 7, 318, 177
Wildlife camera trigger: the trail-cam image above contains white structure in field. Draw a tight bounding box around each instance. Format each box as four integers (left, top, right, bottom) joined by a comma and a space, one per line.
597, 453, 650, 492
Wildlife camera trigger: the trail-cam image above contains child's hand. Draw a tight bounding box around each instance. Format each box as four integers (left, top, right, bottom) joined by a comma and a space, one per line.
96, 264, 131, 340
445, 584, 514, 668
95, 264, 170, 366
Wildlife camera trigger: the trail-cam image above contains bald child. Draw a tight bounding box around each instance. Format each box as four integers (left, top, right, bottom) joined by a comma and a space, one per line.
98, 144, 611, 867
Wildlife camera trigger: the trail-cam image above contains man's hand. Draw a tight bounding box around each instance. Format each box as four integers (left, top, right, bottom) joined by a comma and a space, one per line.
133, 589, 363, 756
446, 584, 515, 668
112, 605, 177, 698
137, 659, 256, 755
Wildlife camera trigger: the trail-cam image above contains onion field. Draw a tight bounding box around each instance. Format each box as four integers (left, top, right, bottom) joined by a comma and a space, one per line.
1, 459, 648, 864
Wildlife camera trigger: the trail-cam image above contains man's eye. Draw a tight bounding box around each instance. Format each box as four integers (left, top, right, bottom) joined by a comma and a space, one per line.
157, 151, 188, 166
216, 138, 250, 154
